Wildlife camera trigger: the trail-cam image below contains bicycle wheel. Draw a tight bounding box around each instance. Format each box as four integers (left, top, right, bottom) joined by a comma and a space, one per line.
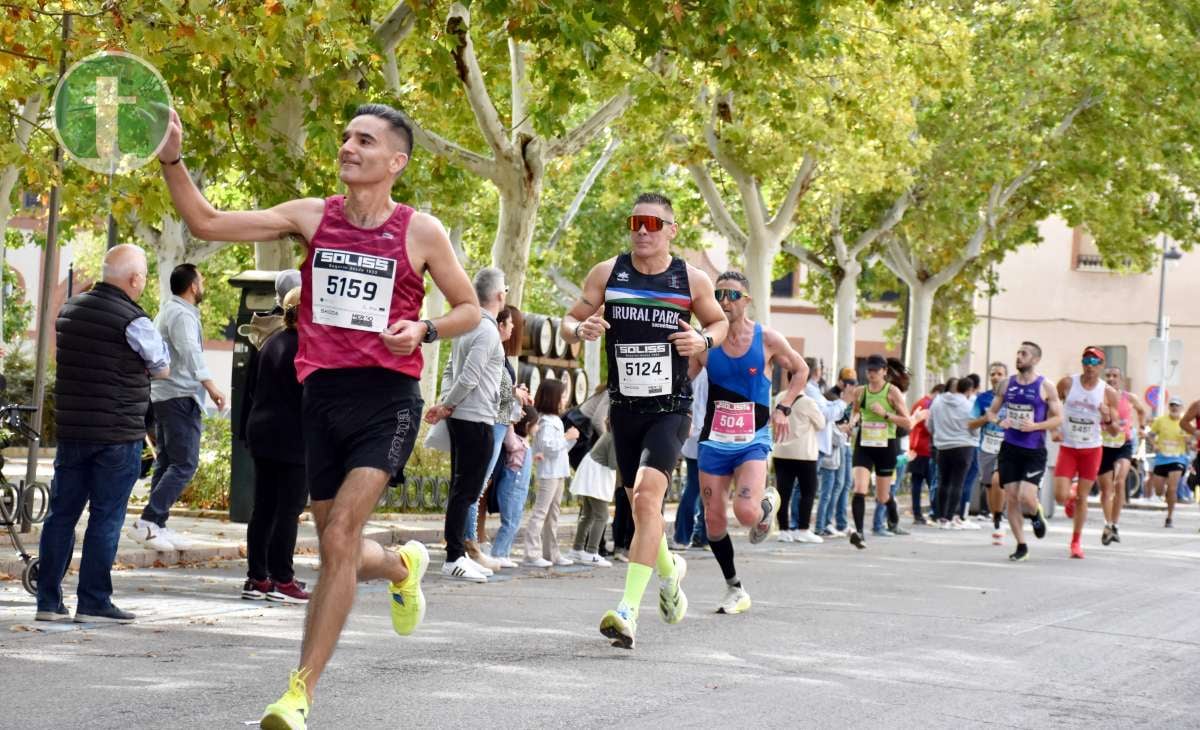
22, 557, 39, 596
0, 482, 19, 526
23, 482, 50, 524
1124, 467, 1142, 501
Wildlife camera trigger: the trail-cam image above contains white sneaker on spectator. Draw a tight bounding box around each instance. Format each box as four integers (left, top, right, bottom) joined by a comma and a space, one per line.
157, 526, 194, 550
471, 551, 502, 573
793, 529, 824, 544
776, 531, 794, 543
949, 517, 966, 530
126, 519, 175, 552
463, 555, 494, 577
525, 557, 553, 568
441, 557, 487, 583
565, 548, 587, 561
492, 556, 519, 569
581, 552, 612, 568
826, 525, 846, 537
958, 518, 980, 530
553, 555, 574, 567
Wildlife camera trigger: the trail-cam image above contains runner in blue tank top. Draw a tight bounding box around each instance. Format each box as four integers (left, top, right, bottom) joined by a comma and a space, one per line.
984, 341, 1063, 561
691, 271, 808, 615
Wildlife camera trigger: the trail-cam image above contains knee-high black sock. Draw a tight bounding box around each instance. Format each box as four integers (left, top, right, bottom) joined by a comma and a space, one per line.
852, 493, 865, 534
886, 496, 900, 527
708, 534, 739, 586
993, 511, 1003, 529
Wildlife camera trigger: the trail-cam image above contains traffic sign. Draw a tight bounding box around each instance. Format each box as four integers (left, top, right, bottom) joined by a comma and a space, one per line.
1146, 337, 1183, 387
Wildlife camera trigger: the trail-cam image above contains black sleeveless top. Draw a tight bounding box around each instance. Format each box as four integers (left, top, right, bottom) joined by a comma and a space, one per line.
603, 253, 693, 414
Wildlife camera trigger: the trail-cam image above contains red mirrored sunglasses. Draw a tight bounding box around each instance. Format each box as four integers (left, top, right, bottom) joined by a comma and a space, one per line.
628, 214, 673, 232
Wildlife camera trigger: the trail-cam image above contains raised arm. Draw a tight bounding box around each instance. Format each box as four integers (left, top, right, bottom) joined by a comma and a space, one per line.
1039, 379, 1065, 432
686, 265, 729, 348
158, 109, 323, 242
764, 327, 808, 443
1102, 385, 1122, 435
886, 385, 914, 431
1181, 401, 1200, 436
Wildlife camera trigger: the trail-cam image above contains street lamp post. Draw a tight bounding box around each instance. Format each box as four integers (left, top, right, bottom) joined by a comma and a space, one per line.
1154, 233, 1183, 416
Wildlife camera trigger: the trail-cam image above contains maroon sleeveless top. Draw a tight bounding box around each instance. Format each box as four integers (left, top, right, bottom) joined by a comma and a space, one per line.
296, 196, 425, 382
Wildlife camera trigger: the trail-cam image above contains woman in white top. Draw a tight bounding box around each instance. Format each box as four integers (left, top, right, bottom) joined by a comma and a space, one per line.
523, 379, 578, 567
773, 375, 827, 544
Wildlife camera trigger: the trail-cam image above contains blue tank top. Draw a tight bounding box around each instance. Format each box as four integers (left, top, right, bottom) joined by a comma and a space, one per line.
1003, 375, 1048, 450
700, 323, 772, 451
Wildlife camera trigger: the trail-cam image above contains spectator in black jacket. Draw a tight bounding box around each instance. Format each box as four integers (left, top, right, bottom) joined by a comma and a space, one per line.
241, 287, 309, 604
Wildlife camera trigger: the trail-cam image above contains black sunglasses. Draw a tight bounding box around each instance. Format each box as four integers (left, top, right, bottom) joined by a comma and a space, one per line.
715, 289, 745, 302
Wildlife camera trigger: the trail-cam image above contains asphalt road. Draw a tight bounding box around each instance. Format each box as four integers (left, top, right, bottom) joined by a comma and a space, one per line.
2, 506, 1198, 729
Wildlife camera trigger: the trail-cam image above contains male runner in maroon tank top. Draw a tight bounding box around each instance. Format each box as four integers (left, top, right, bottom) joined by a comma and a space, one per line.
158, 104, 479, 729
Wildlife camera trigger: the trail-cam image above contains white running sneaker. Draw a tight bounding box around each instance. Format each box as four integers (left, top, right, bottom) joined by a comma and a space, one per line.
826, 524, 846, 537
716, 584, 751, 615
463, 555, 494, 577
749, 487, 780, 544
657, 553, 688, 624
525, 557, 553, 568
793, 529, 824, 544
949, 517, 966, 530
776, 531, 794, 543
126, 519, 175, 552
581, 552, 612, 568
492, 556, 519, 569
441, 556, 488, 583
157, 525, 194, 550
553, 555, 574, 566
959, 518, 980, 530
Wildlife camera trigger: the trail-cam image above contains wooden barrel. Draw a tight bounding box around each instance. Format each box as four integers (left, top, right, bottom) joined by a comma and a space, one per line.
551, 317, 568, 358
571, 367, 589, 406
541, 366, 558, 383
518, 362, 541, 396
522, 314, 554, 357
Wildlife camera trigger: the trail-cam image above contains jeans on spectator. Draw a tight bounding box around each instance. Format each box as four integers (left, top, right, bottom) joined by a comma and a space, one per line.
466, 422, 507, 542
37, 439, 141, 614
872, 463, 903, 532
817, 465, 839, 532
142, 397, 202, 527
835, 444, 852, 530
491, 449, 533, 558
444, 418, 494, 562
927, 450, 942, 519
674, 457, 707, 545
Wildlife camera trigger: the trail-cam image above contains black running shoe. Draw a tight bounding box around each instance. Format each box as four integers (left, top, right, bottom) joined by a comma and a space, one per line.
1030, 505, 1047, 539
1009, 544, 1029, 562
1101, 525, 1113, 546
849, 531, 866, 550
1164, 517, 1173, 528
1111, 524, 1120, 543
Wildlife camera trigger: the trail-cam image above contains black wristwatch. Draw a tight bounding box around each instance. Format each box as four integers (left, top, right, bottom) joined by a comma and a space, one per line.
421, 319, 438, 343
704, 334, 714, 350
775, 403, 792, 417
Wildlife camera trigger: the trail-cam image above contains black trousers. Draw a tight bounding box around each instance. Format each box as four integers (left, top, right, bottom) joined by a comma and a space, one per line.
247, 457, 308, 583
445, 419, 494, 562
935, 446, 974, 522
774, 457, 818, 530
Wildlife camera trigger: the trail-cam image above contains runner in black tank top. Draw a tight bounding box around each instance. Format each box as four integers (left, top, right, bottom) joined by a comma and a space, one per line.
561, 192, 729, 650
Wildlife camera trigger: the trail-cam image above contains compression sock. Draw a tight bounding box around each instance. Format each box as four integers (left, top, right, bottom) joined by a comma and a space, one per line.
886, 496, 900, 527
708, 534, 739, 587
852, 493, 866, 534
619, 563, 654, 617
655, 534, 675, 579
993, 511, 1003, 530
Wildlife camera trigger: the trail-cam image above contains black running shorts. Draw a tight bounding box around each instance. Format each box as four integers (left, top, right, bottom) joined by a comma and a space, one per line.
1152, 462, 1185, 478
1099, 441, 1134, 476
852, 438, 899, 477
610, 405, 691, 487
301, 368, 423, 501
997, 441, 1047, 487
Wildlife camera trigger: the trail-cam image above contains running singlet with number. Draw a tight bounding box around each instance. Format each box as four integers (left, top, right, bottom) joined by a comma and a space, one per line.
1002, 375, 1048, 449
603, 253, 693, 414
975, 390, 1006, 455
858, 384, 896, 448
699, 323, 771, 451
1061, 375, 1104, 449
1102, 391, 1133, 448
295, 196, 425, 383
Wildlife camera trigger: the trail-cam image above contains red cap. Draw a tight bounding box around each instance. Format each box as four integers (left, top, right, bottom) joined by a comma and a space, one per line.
1082, 346, 1105, 362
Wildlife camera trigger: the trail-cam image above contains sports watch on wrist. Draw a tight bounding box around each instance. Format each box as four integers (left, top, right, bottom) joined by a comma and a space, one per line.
421, 319, 438, 343
704, 334, 714, 350
775, 403, 791, 417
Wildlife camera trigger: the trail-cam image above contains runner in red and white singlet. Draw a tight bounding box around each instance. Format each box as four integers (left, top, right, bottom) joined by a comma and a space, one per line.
159, 103, 479, 729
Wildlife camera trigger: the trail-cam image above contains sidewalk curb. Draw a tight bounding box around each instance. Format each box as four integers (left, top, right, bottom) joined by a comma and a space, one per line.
0, 522, 579, 578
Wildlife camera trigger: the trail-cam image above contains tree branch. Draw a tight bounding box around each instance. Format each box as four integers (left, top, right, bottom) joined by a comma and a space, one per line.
371, 1, 415, 52
546, 91, 632, 160
684, 160, 748, 251
829, 195, 848, 261
540, 135, 620, 253
546, 265, 583, 303
767, 152, 818, 237
849, 188, 913, 257
395, 107, 498, 180
446, 2, 509, 157
781, 243, 830, 274
881, 233, 917, 284
702, 90, 753, 184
